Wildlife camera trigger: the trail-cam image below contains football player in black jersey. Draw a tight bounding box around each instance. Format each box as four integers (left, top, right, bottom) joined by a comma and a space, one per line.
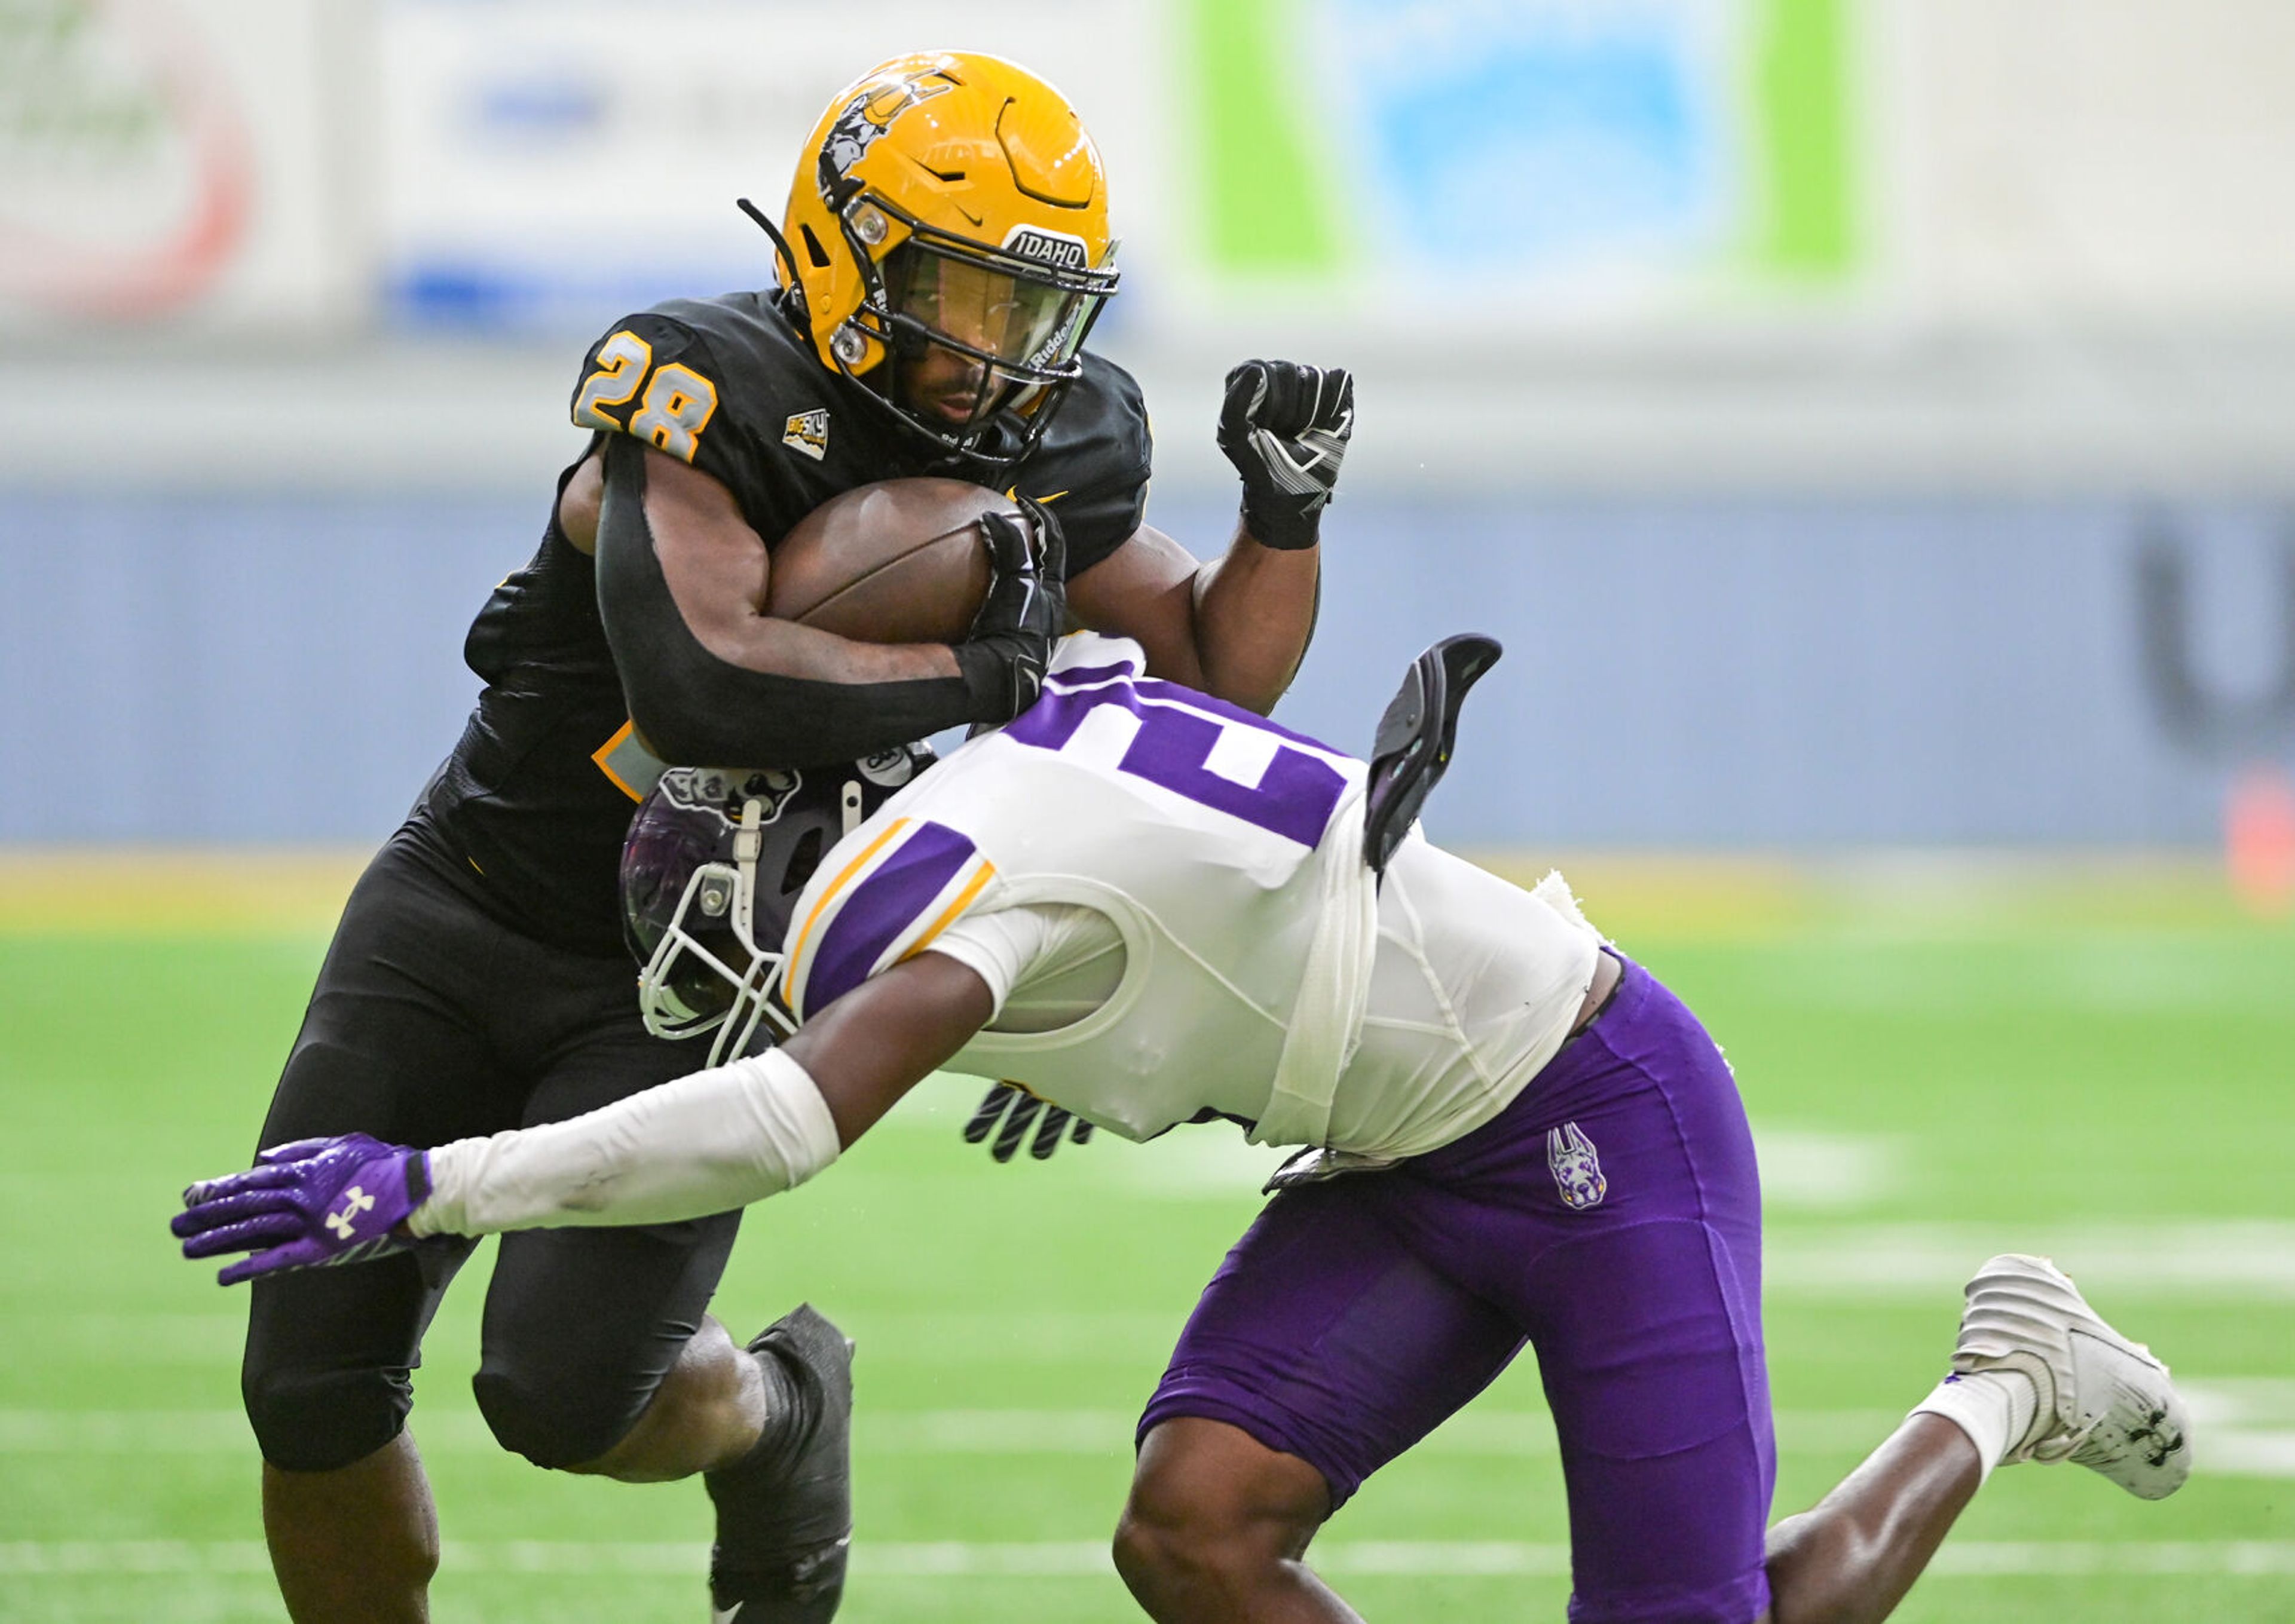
227, 49, 1355, 1624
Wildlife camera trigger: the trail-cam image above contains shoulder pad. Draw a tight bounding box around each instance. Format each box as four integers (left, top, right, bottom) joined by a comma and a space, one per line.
570, 311, 729, 467
782, 816, 998, 1021
1017, 351, 1155, 574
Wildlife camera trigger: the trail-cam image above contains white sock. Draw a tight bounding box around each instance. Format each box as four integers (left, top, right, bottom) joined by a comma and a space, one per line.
1911, 1369, 2040, 1482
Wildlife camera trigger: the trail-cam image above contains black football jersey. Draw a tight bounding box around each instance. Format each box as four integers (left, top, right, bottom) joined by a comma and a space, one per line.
417, 289, 1154, 955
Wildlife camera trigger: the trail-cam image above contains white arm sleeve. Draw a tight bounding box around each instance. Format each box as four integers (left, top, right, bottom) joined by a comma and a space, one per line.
408, 1049, 840, 1237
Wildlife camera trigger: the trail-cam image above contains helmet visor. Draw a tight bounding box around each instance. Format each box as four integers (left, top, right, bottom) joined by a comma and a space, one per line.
874, 237, 1112, 435
885, 243, 1095, 373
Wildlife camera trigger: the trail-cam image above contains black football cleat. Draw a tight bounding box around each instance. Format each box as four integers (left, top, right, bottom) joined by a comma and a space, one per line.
706, 1304, 855, 1622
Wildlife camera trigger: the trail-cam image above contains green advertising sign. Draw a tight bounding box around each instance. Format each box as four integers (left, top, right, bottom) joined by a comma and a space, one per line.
1183, 0, 1856, 292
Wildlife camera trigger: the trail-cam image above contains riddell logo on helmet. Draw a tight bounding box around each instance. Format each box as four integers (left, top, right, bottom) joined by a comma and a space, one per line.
1002, 225, 1090, 271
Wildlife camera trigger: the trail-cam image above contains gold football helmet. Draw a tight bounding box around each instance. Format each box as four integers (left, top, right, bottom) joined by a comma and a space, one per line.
768, 51, 1120, 471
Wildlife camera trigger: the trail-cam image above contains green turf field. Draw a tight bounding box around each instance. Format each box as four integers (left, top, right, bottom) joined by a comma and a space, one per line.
2, 856, 2290, 1622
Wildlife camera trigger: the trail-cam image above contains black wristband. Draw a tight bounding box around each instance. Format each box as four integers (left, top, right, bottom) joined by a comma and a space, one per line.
1240, 494, 1322, 552
954, 641, 1001, 721
954, 639, 1039, 724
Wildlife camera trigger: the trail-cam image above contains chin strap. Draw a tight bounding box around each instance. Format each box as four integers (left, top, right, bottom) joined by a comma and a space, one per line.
1363, 635, 1504, 880
732, 796, 764, 932
736, 197, 807, 330
696, 793, 805, 1067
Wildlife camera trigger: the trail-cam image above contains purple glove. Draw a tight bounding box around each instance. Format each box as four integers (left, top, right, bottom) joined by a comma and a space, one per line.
172, 1133, 433, 1285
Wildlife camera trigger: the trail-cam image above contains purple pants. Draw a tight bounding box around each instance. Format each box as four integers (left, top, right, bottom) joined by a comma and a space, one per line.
1140, 958, 1774, 1624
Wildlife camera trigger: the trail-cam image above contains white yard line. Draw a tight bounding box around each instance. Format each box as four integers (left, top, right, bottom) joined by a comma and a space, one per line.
4, 1405, 2288, 1477
1765, 1220, 2295, 1300
0, 1407, 1860, 1457
2, 1540, 2293, 1579
1756, 1129, 1904, 1211
54, 1215, 2295, 1383
37, 1308, 1189, 1366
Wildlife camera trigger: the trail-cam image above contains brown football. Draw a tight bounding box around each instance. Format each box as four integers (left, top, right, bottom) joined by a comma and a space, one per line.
765, 478, 1013, 645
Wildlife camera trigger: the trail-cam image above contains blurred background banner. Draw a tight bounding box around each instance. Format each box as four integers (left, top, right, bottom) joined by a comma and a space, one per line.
368, 1, 1167, 335
4, 0, 2294, 853
0, 0, 361, 328
23, 0, 2295, 337
25, 0, 2295, 331
1180, 0, 1846, 302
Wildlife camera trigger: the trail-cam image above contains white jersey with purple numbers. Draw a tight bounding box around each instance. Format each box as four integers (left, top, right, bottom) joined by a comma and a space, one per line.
779, 635, 1604, 1158
781, 635, 1373, 1144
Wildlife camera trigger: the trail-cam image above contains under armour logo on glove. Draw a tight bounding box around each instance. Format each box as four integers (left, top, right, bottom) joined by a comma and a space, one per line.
172, 1133, 433, 1285
325, 1187, 377, 1239
1217, 360, 1355, 551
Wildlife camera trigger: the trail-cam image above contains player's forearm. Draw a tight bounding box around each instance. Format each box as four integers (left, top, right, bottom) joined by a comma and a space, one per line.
411, 1051, 839, 1236
617, 606, 975, 765
1188, 358, 1348, 713
596, 445, 982, 762
703, 613, 961, 685
618, 638, 974, 768
1189, 520, 1320, 715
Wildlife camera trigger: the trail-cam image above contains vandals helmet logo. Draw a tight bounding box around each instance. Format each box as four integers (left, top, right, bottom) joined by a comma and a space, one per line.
1547, 1122, 1607, 1211
662, 765, 801, 825
816, 72, 954, 204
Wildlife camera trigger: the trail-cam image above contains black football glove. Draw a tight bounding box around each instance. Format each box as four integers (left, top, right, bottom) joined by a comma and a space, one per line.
963, 1081, 1094, 1162
954, 497, 1067, 724
1217, 360, 1355, 551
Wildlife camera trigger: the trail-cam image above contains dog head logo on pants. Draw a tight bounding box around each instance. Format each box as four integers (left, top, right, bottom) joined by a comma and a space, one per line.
1547, 1122, 1607, 1210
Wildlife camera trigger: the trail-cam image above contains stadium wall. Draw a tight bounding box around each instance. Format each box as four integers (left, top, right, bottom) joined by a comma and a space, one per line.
7, 492, 2288, 847
13, 0, 2295, 851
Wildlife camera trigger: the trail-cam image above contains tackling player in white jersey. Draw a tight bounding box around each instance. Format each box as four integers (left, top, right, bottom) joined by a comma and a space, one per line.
178, 635, 2192, 1624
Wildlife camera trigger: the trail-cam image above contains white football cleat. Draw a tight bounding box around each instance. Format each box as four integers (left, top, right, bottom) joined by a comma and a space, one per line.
1950, 1253, 2192, 1500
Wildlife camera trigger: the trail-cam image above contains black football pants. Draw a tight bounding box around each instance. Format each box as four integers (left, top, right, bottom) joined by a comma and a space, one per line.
239, 824, 742, 1472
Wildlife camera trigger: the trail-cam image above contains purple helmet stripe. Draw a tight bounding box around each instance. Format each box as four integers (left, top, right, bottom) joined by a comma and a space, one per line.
801, 820, 980, 1013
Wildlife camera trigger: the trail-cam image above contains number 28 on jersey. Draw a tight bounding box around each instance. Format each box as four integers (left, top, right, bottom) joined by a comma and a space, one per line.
573, 330, 721, 464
